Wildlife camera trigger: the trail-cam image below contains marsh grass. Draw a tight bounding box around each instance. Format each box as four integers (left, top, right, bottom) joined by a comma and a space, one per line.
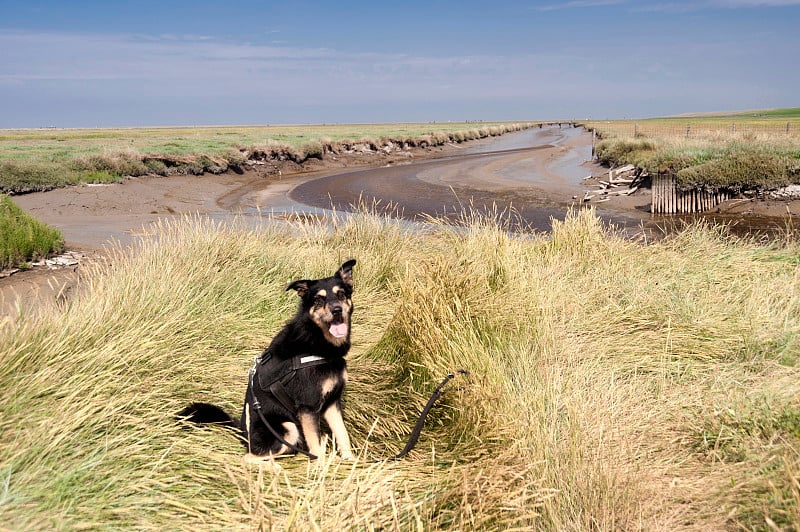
586, 113, 800, 192
1, 208, 798, 529
0, 194, 63, 268
0, 122, 534, 194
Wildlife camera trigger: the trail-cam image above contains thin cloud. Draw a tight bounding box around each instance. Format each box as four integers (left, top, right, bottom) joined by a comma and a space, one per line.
637, 0, 800, 10
0, 23, 796, 126
0, 29, 554, 103
536, 0, 627, 11
539, 0, 800, 10
709, 0, 800, 6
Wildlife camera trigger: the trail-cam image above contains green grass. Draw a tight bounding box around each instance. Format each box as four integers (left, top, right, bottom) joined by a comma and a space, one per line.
0, 194, 63, 268
585, 108, 800, 192
0, 122, 534, 194
737, 107, 800, 118
1, 208, 798, 529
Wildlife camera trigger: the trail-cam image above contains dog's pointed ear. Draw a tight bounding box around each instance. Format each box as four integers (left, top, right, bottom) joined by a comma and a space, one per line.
286, 280, 310, 297
336, 259, 356, 287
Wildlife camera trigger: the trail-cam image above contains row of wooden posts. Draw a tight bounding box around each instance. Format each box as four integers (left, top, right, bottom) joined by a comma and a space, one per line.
651, 174, 729, 214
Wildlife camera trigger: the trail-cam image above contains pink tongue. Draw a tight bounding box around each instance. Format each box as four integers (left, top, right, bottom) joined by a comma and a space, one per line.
329, 323, 348, 338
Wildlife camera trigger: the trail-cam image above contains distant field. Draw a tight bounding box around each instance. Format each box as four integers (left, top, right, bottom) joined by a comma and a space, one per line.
584, 108, 800, 139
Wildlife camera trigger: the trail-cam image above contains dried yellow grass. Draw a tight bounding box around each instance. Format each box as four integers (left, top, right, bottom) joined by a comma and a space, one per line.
1, 208, 798, 529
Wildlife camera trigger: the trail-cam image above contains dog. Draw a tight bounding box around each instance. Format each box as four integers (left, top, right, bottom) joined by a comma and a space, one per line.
179, 259, 356, 462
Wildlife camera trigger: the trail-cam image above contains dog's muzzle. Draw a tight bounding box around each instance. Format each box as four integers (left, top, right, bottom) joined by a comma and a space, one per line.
329, 305, 348, 338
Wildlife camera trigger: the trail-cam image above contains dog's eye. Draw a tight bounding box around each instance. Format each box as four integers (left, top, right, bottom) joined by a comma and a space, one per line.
336, 290, 347, 301
314, 295, 325, 307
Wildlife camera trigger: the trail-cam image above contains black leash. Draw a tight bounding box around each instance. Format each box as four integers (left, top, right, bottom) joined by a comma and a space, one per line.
390, 369, 469, 460
248, 367, 469, 461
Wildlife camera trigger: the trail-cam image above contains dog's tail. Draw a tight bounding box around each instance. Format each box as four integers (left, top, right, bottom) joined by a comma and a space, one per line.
176, 402, 238, 427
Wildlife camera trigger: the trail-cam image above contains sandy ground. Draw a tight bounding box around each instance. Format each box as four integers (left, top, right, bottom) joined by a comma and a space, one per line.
3, 126, 798, 318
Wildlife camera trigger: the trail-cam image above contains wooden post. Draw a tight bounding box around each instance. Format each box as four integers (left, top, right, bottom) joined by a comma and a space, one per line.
668, 175, 674, 213
652, 174, 659, 213
686, 124, 691, 139
669, 176, 673, 213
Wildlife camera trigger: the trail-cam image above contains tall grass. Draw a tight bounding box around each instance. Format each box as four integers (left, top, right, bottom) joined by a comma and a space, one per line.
1, 208, 798, 529
0, 194, 63, 268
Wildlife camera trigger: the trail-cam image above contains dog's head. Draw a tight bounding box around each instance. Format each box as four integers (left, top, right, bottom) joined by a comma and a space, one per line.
286, 259, 356, 346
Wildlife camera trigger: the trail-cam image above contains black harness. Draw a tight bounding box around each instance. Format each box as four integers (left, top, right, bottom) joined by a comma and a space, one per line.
247, 349, 469, 461
247, 350, 330, 459
251, 350, 330, 417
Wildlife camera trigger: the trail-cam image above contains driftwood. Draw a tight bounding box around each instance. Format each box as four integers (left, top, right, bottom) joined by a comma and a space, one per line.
583, 164, 734, 213
582, 164, 643, 203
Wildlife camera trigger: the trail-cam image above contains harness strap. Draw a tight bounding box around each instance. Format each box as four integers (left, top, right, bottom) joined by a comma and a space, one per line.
269, 381, 297, 415
256, 352, 330, 392
295, 354, 326, 368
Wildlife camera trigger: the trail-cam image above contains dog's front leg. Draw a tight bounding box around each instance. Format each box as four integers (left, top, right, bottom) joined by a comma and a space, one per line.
323, 402, 354, 460
297, 410, 323, 458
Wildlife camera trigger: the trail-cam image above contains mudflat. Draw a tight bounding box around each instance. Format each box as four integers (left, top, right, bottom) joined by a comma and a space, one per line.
3, 126, 797, 316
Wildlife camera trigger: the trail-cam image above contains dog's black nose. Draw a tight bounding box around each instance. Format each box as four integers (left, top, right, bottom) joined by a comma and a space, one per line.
331, 303, 343, 315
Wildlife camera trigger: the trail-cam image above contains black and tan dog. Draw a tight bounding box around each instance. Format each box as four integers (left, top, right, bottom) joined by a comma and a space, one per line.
179, 259, 357, 461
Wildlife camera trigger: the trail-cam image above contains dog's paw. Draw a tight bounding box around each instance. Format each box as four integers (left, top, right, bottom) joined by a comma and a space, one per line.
243, 453, 283, 473
340, 452, 355, 461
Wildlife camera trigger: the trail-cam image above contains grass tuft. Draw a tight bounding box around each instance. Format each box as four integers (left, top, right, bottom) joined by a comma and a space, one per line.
0, 194, 63, 268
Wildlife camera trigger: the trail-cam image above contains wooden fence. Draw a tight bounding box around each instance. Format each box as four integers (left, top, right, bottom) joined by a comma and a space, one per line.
651, 174, 729, 214
585, 121, 799, 140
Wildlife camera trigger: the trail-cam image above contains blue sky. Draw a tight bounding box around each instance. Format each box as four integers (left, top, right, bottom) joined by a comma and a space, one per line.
1, 0, 798, 127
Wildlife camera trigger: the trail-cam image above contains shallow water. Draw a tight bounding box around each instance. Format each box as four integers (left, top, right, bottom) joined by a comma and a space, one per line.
285, 125, 631, 233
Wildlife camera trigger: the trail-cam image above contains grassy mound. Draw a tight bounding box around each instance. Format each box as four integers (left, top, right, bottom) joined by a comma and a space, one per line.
0, 194, 63, 268
676, 149, 798, 192
1, 210, 798, 529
